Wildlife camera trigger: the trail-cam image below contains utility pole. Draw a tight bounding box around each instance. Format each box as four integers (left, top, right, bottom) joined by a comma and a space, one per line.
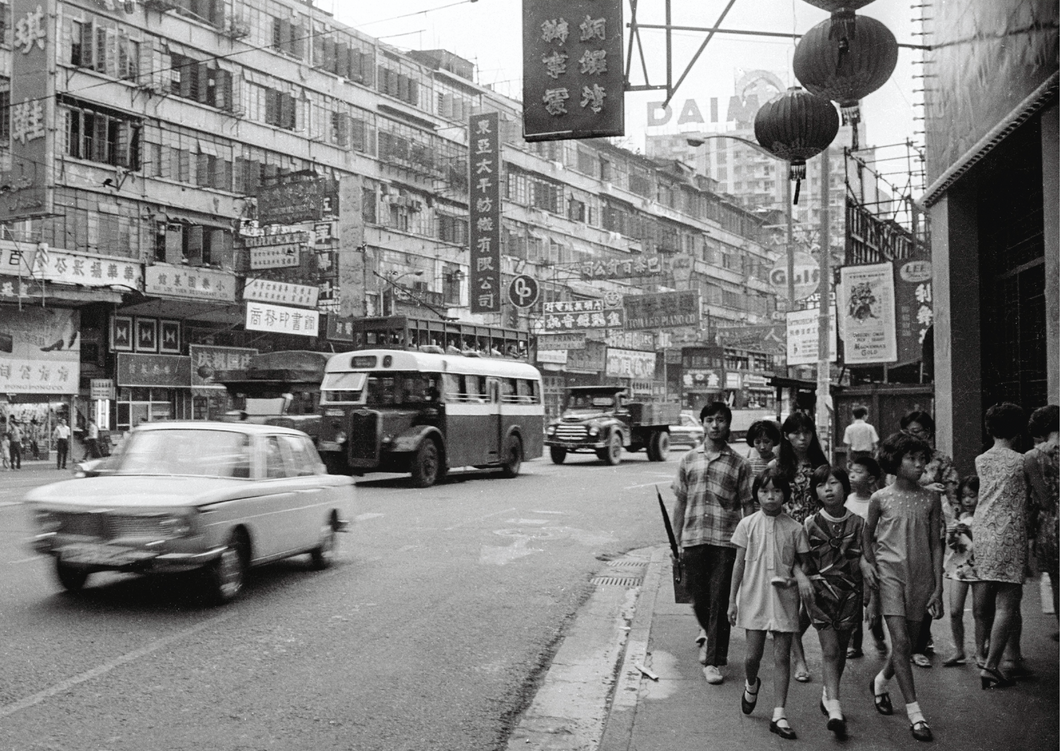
816, 147, 832, 458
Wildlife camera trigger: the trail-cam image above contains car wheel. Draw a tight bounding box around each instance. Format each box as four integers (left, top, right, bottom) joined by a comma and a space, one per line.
599, 433, 622, 465
549, 446, 567, 464
411, 439, 442, 487
651, 431, 671, 461
310, 518, 338, 570
55, 559, 90, 593
206, 531, 247, 605
500, 435, 523, 478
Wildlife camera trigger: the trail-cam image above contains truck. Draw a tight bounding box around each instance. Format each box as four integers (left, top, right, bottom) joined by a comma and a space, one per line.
213, 350, 328, 443
544, 386, 681, 465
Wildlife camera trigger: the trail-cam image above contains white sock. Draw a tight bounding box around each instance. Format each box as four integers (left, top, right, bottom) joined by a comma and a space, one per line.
874, 670, 890, 695
826, 698, 842, 718
906, 701, 925, 725
772, 706, 786, 722
745, 678, 757, 693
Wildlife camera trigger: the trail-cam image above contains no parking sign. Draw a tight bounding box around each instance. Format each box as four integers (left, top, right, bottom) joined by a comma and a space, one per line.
508, 274, 540, 308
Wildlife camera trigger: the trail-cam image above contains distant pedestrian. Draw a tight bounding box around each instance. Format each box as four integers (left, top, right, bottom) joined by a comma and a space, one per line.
53, 418, 71, 470
846, 455, 888, 659
843, 406, 879, 463
7, 419, 23, 469
942, 476, 981, 667
805, 465, 870, 739
1025, 404, 1058, 630
671, 402, 755, 686
0, 431, 8, 470
28, 419, 40, 459
84, 418, 101, 460
864, 431, 944, 743
727, 467, 813, 740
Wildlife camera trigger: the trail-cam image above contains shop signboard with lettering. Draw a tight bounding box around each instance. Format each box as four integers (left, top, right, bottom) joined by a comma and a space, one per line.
116, 353, 192, 388
0, 307, 79, 393
243, 279, 319, 309
90, 378, 115, 400
469, 112, 502, 313
579, 255, 662, 281
623, 290, 700, 330
894, 256, 933, 365
786, 306, 838, 366
257, 172, 338, 226
566, 340, 607, 372
325, 314, 355, 342
605, 348, 656, 380
145, 264, 236, 302
543, 299, 623, 330
189, 345, 258, 387
0, 242, 142, 288
522, 0, 624, 141
245, 301, 320, 338
537, 332, 586, 350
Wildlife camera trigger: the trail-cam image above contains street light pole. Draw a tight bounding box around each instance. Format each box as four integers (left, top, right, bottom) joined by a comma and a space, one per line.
816, 146, 832, 458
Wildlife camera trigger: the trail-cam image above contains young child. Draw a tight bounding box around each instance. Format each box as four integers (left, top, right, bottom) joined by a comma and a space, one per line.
0, 431, 8, 470
805, 465, 870, 738
746, 419, 781, 479
864, 432, 944, 743
942, 476, 980, 667
845, 455, 888, 659
727, 467, 814, 741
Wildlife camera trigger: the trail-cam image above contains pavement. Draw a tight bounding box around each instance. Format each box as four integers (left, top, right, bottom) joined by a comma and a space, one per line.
511, 545, 1060, 751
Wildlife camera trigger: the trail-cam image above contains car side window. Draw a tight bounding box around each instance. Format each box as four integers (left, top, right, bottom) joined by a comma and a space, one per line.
264, 436, 288, 479
280, 434, 318, 476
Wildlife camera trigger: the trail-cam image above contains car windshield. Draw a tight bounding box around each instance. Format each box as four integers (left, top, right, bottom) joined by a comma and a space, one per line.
568, 393, 615, 410
111, 429, 253, 478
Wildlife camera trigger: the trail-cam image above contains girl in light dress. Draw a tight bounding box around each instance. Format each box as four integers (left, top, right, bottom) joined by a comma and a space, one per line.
864, 432, 944, 743
727, 467, 814, 741
942, 476, 981, 667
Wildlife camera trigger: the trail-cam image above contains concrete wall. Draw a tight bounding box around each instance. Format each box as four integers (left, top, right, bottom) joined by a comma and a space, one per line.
1042, 104, 1059, 405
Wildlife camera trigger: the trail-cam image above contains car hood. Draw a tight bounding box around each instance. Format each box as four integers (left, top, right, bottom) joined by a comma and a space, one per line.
560, 410, 608, 420
24, 475, 249, 509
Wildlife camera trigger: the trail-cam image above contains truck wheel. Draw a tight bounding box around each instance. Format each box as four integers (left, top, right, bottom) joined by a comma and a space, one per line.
500, 435, 523, 478
549, 446, 567, 464
650, 431, 671, 461
645, 436, 659, 461
411, 439, 442, 487
598, 433, 622, 465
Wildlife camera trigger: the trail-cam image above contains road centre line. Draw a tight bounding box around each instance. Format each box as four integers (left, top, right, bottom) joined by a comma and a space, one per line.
0, 612, 234, 720
444, 507, 516, 531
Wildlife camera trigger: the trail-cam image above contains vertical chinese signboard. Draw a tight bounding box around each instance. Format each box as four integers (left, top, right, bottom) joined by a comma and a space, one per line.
2, 0, 56, 221
469, 112, 502, 314
523, 0, 624, 141
894, 256, 933, 365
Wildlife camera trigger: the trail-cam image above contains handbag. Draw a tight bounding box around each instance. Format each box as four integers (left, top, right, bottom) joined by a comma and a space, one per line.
656, 486, 692, 604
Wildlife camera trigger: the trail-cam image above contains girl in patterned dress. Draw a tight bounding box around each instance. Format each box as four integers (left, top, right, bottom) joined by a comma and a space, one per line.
942, 476, 981, 666
1025, 405, 1059, 631
769, 412, 829, 682
804, 465, 869, 738
864, 432, 944, 743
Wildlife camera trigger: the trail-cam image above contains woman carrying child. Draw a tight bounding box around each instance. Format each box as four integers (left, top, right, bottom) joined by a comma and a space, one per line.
864, 431, 945, 743
727, 467, 815, 741
804, 465, 872, 739
942, 476, 981, 666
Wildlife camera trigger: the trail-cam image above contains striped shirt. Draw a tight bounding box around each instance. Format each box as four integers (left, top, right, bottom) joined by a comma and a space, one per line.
672, 442, 754, 548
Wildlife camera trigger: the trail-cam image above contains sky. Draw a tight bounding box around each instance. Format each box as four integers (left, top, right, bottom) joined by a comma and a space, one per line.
329, 0, 924, 189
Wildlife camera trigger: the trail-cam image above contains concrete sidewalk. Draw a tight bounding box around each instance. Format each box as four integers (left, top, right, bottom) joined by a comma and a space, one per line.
600, 546, 1059, 751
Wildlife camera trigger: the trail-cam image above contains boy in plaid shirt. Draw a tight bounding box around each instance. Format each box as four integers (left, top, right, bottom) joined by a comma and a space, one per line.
672, 402, 755, 684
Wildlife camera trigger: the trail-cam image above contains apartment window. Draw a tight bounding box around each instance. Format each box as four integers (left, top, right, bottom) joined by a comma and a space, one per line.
153, 223, 232, 268
68, 17, 140, 80
568, 197, 586, 223
271, 16, 305, 59
170, 54, 234, 111
438, 214, 467, 245
531, 179, 560, 213
62, 103, 141, 168
362, 187, 377, 224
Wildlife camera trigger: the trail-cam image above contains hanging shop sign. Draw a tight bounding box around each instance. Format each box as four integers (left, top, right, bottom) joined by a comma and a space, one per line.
245, 230, 308, 270
0, 243, 142, 288
337, 176, 364, 318
543, 299, 623, 331
522, 0, 624, 141
623, 290, 700, 330
0, 0, 56, 221
786, 306, 838, 367
244, 301, 320, 338
324, 314, 354, 343
256, 172, 338, 226
769, 251, 819, 302
605, 348, 656, 380
838, 263, 897, 365
243, 278, 319, 309
579, 255, 663, 281
189, 344, 258, 388
145, 264, 236, 302
90, 378, 115, 400
683, 369, 723, 391
537, 349, 568, 365
537, 332, 586, 350
469, 112, 502, 314
116, 353, 192, 388
894, 257, 933, 365
566, 340, 607, 372
0, 306, 79, 393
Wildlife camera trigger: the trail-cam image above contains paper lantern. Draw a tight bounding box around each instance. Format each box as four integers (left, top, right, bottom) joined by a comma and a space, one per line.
799, 2, 877, 39
793, 14, 898, 129
754, 87, 839, 204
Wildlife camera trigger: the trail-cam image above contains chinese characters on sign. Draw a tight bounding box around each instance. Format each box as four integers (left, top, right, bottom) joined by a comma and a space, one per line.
622, 290, 701, 330
469, 112, 502, 314
0, 243, 142, 288
543, 299, 623, 330
244, 301, 320, 339
2, 0, 55, 221
116, 353, 193, 388
605, 348, 657, 380
579, 255, 663, 281
256, 172, 338, 226
786, 306, 838, 366
523, 0, 624, 141
0, 306, 79, 394
243, 279, 320, 309
145, 264, 236, 302
838, 263, 897, 365
189, 344, 258, 388
894, 257, 933, 364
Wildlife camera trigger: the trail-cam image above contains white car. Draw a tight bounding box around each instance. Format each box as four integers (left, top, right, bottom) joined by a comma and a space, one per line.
26, 422, 356, 604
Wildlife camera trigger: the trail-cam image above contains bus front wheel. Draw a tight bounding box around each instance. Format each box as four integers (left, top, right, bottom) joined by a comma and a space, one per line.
500, 435, 523, 478
411, 439, 443, 487
549, 446, 567, 464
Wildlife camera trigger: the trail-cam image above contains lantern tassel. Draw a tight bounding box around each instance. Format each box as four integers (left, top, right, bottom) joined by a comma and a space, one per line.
793, 179, 802, 205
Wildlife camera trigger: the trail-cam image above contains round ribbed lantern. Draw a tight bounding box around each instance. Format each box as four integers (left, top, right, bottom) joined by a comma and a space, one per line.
753, 87, 839, 204
793, 14, 898, 133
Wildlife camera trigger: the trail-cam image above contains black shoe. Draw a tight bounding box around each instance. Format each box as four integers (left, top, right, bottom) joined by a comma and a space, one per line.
770, 719, 797, 740
911, 720, 933, 742
846, 647, 864, 659
741, 677, 760, 715
828, 715, 848, 739
871, 678, 893, 715
980, 667, 1014, 689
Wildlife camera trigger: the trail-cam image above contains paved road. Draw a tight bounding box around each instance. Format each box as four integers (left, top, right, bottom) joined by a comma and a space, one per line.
0, 450, 679, 750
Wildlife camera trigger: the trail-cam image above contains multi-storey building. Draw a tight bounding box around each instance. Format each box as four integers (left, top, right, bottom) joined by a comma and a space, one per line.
0, 0, 783, 451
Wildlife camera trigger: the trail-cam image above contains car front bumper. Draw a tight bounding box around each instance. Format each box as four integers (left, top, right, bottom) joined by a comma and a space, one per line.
32, 533, 226, 573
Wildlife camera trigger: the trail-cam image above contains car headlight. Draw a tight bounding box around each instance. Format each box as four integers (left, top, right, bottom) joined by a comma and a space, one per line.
334, 430, 347, 444
34, 509, 60, 533
159, 515, 193, 538
587, 426, 600, 436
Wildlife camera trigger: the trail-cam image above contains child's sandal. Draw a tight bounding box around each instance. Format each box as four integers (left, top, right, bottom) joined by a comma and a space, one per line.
740, 677, 760, 715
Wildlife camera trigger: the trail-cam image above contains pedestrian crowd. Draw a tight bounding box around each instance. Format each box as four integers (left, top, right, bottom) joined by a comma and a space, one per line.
671, 401, 1058, 743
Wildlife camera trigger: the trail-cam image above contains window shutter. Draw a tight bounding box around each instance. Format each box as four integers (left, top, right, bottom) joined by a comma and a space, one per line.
178, 148, 191, 182
215, 69, 231, 111
322, 37, 335, 73
187, 225, 204, 265
289, 23, 303, 59
195, 152, 209, 186
280, 93, 295, 130
165, 223, 183, 264
197, 62, 210, 104
335, 42, 349, 78
350, 118, 365, 152
80, 21, 94, 69
214, 158, 229, 189
334, 112, 348, 147
232, 156, 245, 194
210, 228, 231, 269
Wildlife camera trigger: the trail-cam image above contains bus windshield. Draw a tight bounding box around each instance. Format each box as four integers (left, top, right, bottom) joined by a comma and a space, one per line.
320, 372, 368, 403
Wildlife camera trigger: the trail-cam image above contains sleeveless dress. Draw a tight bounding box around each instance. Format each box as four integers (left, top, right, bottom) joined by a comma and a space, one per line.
973, 446, 1028, 584
873, 486, 936, 619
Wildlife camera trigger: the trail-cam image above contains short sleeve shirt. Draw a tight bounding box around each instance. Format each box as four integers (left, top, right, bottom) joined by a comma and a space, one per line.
843, 420, 879, 452
672, 443, 753, 548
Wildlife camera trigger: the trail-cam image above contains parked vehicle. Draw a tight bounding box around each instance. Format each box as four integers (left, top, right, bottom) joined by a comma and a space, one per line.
544, 386, 681, 465
669, 411, 705, 448
25, 422, 356, 604
317, 349, 544, 487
